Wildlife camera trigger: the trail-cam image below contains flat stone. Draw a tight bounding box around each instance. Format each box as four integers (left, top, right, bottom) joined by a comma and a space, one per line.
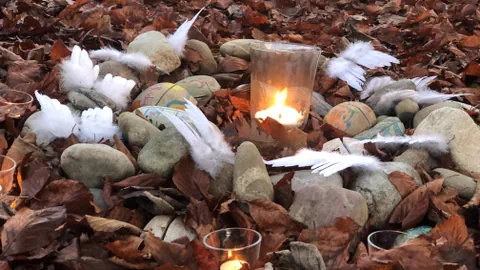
434, 168, 477, 200
394, 149, 439, 171
61, 144, 136, 188
118, 112, 161, 147
415, 107, 480, 177
219, 39, 264, 60
67, 91, 98, 111
185, 40, 218, 75
138, 127, 189, 178
175, 75, 221, 102
324, 102, 376, 137
271, 170, 342, 191
143, 215, 175, 239
289, 185, 368, 228
354, 117, 405, 140
134, 82, 197, 110
233, 141, 274, 201
163, 216, 197, 242
413, 101, 463, 128
342, 137, 368, 155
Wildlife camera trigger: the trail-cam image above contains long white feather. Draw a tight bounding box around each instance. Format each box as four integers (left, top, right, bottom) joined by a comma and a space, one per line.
340, 41, 400, 69
59, 45, 99, 91
361, 76, 394, 100
163, 99, 234, 178
76, 107, 121, 143
410, 76, 436, 91
30, 91, 79, 146
89, 48, 153, 71
93, 73, 136, 110
326, 57, 366, 91
167, 8, 205, 57
374, 89, 418, 115
413, 89, 469, 105
348, 134, 449, 156
265, 149, 383, 177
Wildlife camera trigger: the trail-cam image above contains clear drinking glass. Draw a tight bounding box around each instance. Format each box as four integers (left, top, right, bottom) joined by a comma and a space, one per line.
0, 155, 17, 194
0, 89, 34, 119
250, 42, 321, 129
203, 228, 262, 270
367, 230, 410, 254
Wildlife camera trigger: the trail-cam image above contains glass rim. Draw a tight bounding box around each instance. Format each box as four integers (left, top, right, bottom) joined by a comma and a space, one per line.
0, 155, 16, 173
250, 41, 321, 53
0, 89, 34, 106
202, 227, 262, 252
367, 230, 410, 251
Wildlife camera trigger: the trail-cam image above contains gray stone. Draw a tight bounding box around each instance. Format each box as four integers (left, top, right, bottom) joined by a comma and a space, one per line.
143, 215, 175, 239
415, 107, 480, 177
289, 185, 368, 228
233, 141, 274, 201
67, 91, 98, 110
127, 31, 180, 73
209, 163, 234, 199
175, 75, 221, 102
311, 92, 332, 117
219, 39, 264, 60
185, 40, 218, 75
89, 188, 107, 209
395, 99, 419, 125
271, 170, 342, 191
434, 168, 477, 200
354, 117, 405, 140
138, 127, 189, 178
61, 144, 136, 188
118, 112, 161, 147
349, 162, 422, 228
163, 216, 197, 242
394, 149, 438, 171
413, 101, 463, 128
366, 79, 417, 115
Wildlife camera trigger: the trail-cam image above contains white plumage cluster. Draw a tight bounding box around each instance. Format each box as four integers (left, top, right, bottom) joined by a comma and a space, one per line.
89, 48, 153, 71
59, 46, 99, 91
163, 99, 235, 178
30, 91, 121, 146
167, 8, 205, 57
326, 42, 399, 91
93, 74, 136, 110
265, 149, 383, 177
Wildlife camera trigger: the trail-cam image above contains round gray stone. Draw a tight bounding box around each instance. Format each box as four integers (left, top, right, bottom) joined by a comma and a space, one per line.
118, 112, 161, 147
219, 39, 264, 60
185, 40, 217, 75
434, 168, 477, 200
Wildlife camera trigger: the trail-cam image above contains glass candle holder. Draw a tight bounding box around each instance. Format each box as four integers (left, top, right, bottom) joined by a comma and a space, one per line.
250, 42, 321, 129
203, 228, 262, 270
367, 230, 410, 254
0, 89, 34, 119
0, 155, 17, 194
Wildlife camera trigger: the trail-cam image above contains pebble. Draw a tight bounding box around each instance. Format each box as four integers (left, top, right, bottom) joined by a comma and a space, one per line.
219, 39, 264, 60
395, 99, 419, 126
118, 112, 162, 147
135, 106, 191, 129
349, 162, 422, 228
185, 40, 218, 75
163, 216, 197, 242
413, 101, 464, 128
289, 185, 368, 228
137, 127, 189, 178
354, 117, 405, 140
127, 31, 180, 73
144, 215, 174, 239
324, 102, 376, 136
270, 170, 342, 191
415, 107, 480, 177
175, 75, 221, 102
433, 168, 477, 200
394, 149, 438, 171
61, 144, 136, 188
67, 91, 98, 110
311, 92, 332, 117
98, 61, 141, 97
233, 141, 274, 201
89, 188, 107, 209
68, 88, 119, 111
134, 82, 197, 110
365, 79, 417, 115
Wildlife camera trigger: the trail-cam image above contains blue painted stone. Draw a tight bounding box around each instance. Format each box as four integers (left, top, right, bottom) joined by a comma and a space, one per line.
354, 117, 405, 140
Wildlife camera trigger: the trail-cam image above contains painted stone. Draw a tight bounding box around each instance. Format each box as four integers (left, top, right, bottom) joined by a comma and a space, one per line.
354, 117, 405, 140
324, 102, 376, 136
175, 75, 221, 102
134, 82, 197, 110
136, 106, 192, 129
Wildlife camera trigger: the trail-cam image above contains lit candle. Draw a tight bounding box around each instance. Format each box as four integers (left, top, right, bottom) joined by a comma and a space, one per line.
220, 259, 249, 270
254, 88, 303, 128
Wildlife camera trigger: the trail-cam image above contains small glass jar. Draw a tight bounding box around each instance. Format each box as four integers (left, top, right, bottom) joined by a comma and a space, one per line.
0, 89, 33, 119
250, 42, 321, 129
367, 230, 410, 254
0, 154, 17, 194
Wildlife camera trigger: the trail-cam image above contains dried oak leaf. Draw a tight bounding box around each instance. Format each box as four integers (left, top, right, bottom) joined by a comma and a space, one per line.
105, 236, 148, 263
143, 232, 193, 267
1, 206, 67, 256
85, 215, 143, 235
248, 199, 304, 236
185, 199, 214, 239
389, 178, 444, 229
273, 171, 294, 209
298, 217, 361, 269
218, 56, 249, 73
50, 40, 71, 62
112, 173, 167, 189
388, 171, 418, 198
172, 154, 212, 201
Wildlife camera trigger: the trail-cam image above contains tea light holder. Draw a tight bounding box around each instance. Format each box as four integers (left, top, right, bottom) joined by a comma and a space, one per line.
0, 89, 33, 119
203, 228, 262, 270
250, 42, 321, 129
367, 230, 410, 254
0, 154, 17, 194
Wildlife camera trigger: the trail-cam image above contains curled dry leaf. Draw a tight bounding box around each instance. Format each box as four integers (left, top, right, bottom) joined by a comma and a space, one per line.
172, 154, 212, 201
229, 95, 250, 113
50, 40, 71, 62
85, 215, 143, 235
6, 60, 42, 88
273, 171, 294, 209
219, 199, 255, 229
112, 173, 167, 189
218, 56, 249, 73
143, 232, 193, 267
388, 171, 418, 198
248, 199, 304, 236
17, 158, 50, 199
255, 232, 287, 267
185, 199, 214, 239
114, 134, 139, 171
105, 236, 148, 263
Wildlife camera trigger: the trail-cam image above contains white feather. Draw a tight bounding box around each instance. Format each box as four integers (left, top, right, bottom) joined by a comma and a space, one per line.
30, 91, 79, 146
340, 41, 400, 69
89, 48, 153, 71
265, 149, 383, 177
163, 99, 234, 178
76, 107, 121, 143
413, 89, 469, 105
361, 76, 394, 100
93, 73, 136, 110
374, 89, 418, 115
349, 134, 449, 156
59, 45, 99, 91
167, 8, 205, 57
410, 76, 436, 91
326, 57, 366, 90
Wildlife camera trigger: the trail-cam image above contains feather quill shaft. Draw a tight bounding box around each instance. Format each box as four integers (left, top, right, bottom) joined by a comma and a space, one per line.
167, 8, 205, 57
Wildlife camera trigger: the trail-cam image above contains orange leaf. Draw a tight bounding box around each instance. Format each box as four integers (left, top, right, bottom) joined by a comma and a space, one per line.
50, 40, 71, 62
459, 35, 480, 48
388, 171, 418, 198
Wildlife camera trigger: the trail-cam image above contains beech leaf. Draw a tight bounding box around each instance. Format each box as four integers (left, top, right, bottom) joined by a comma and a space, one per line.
248, 199, 304, 236
388, 171, 418, 198
172, 154, 212, 201
85, 215, 143, 235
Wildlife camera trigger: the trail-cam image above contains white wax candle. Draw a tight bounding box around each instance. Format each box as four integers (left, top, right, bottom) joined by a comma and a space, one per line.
220, 259, 249, 270
254, 88, 303, 128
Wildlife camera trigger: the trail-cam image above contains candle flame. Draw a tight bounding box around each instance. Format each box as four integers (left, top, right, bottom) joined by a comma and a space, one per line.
275, 88, 288, 107
228, 250, 232, 258
254, 87, 303, 128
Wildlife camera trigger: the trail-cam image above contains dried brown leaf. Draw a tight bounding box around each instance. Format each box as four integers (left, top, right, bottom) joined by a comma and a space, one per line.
218, 56, 249, 73
17, 159, 50, 198
256, 232, 287, 266
109, 256, 158, 269
113, 135, 138, 171
229, 95, 250, 113
248, 199, 304, 236
189, 240, 219, 270
7, 61, 42, 88
218, 199, 255, 229
273, 171, 294, 209
185, 199, 214, 239
112, 173, 167, 189
105, 236, 148, 263
388, 171, 418, 198
143, 232, 193, 266
459, 35, 480, 48
154, 264, 190, 270
172, 154, 212, 201
0, 262, 11, 270
50, 40, 71, 62
85, 215, 143, 235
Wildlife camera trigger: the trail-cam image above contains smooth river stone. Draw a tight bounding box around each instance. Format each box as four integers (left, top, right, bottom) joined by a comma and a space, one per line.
185, 40, 218, 75
324, 102, 376, 137
175, 75, 221, 102
354, 117, 405, 140
219, 39, 264, 60
434, 168, 477, 200
270, 170, 343, 191
118, 112, 161, 147
413, 101, 463, 128
134, 82, 197, 110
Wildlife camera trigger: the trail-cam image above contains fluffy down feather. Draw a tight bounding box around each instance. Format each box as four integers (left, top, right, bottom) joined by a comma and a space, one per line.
30, 91, 79, 146
414, 89, 469, 105
340, 41, 400, 69
59, 45, 99, 91
265, 149, 383, 177
410, 76, 437, 91
167, 8, 205, 57
361, 76, 394, 100
89, 48, 153, 71
163, 99, 234, 178
76, 107, 121, 143
93, 73, 136, 110
374, 89, 418, 115
326, 57, 366, 91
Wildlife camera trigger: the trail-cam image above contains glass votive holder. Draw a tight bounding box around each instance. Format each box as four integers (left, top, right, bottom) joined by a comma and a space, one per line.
0, 89, 34, 119
367, 230, 410, 254
0, 155, 17, 194
249, 42, 321, 129
203, 228, 262, 270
